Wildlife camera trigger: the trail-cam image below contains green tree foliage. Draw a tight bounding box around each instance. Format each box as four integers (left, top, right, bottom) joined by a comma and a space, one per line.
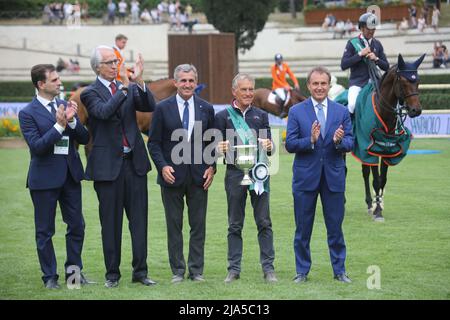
201, 0, 277, 55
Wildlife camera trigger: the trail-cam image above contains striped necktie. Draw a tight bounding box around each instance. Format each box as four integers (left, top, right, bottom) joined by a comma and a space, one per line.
316, 103, 326, 138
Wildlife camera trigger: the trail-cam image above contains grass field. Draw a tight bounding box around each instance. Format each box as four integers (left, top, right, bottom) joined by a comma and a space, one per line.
0, 137, 450, 300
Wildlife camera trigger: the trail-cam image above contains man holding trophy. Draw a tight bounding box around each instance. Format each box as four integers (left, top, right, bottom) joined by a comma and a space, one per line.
215, 73, 277, 284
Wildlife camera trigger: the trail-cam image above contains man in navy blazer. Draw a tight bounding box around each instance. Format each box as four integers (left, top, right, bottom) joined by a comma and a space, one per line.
80, 46, 156, 288
19, 64, 90, 289
286, 66, 354, 284
148, 64, 215, 283
341, 12, 389, 114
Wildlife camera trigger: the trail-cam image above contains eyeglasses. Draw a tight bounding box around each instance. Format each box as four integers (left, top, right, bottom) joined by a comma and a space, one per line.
100, 59, 119, 66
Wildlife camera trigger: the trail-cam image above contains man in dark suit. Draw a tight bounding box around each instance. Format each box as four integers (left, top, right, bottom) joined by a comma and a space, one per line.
285, 66, 354, 284
215, 73, 277, 283
80, 46, 156, 288
341, 12, 389, 114
148, 64, 215, 283
19, 64, 91, 289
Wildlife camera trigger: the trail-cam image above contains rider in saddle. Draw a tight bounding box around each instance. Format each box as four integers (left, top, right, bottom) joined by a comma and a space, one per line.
271, 53, 299, 110
341, 12, 389, 115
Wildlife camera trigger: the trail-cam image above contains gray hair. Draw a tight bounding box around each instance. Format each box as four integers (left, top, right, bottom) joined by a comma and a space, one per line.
173, 64, 198, 82
90, 45, 114, 74
307, 66, 331, 84
231, 73, 255, 89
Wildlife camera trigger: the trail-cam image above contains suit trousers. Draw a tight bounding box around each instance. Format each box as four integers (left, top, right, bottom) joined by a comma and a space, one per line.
225, 168, 275, 274
30, 173, 85, 283
160, 169, 207, 277
94, 156, 148, 281
293, 172, 346, 276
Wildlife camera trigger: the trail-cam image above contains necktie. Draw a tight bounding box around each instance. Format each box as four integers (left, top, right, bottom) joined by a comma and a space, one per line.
316, 103, 326, 138
182, 101, 189, 131
110, 82, 117, 95
110, 82, 129, 148
48, 101, 56, 117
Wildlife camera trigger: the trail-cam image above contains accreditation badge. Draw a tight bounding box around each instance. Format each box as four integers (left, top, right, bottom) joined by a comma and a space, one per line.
54, 136, 69, 155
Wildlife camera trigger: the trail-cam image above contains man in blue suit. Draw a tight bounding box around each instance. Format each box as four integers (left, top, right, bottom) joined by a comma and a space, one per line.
148, 64, 215, 283
19, 64, 91, 289
81, 46, 156, 288
286, 66, 354, 283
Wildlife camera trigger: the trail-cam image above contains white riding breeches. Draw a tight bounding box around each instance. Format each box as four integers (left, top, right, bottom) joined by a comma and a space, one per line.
347, 85, 362, 114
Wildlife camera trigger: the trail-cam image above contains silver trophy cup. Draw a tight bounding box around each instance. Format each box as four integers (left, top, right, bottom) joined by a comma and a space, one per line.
234, 144, 257, 185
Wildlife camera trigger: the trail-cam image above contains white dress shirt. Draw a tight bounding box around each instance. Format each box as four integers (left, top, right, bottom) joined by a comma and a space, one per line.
36, 94, 76, 134
176, 94, 195, 141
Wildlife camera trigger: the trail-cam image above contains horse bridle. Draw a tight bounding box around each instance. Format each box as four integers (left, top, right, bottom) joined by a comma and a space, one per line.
375, 66, 419, 130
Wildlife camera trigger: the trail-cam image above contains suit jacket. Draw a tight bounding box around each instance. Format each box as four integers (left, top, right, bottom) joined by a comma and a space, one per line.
215, 105, 273, 170
148, 95, 215, 188
285, 98, 353, 193
80, 78, 155, 181
18, 97, 89, 190
341, 36, 389, 87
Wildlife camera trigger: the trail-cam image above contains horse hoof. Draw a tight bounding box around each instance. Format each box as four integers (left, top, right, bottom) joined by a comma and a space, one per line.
373, 215, 385, 223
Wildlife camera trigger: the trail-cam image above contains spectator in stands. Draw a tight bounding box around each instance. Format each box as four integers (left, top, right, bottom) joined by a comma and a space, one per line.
131, 0, 140, 24
397, 17, 409, 33
409, 4, 417, 28
185, 3, 193, 19
150, 8, 160, 23
433, 43, 449, 68
118, 0, 128, 24
322, 13, 332, 31
431, 5, 440, 33
140, 8, 152, 24
72, 1, 81, 27
417, 14, 426, 32
107, 0, 116, 25
63, 1, 73, 25
344, 19, 355, 37
81, 1, 89, 24
333, 20, 345, 39
42, 4, 55, 25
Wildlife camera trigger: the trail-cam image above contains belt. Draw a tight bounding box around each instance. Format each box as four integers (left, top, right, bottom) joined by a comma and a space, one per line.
122, 151, 133, 159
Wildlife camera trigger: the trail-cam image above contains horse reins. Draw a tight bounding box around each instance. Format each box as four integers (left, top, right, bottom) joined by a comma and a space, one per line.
370, 62, 418, 132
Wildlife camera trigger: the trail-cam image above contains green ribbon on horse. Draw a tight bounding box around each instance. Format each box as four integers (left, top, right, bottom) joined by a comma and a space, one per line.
352, 83, 412, 166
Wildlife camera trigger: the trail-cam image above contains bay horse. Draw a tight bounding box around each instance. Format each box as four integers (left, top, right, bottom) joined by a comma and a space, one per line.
253, 88, 307, 118
352, 54, 425, 222
70, 78, 177, 157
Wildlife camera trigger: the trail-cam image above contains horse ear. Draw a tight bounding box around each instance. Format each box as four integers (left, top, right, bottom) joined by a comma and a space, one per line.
397, 54, 406, 70
414, 54, 426, 69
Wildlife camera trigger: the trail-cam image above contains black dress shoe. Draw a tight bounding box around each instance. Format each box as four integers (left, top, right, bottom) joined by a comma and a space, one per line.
293, 273, 307, 283
45, 279, 60, 289
132, 277, 157, 286
105, 279, 119, 288
334, 274, 352, 283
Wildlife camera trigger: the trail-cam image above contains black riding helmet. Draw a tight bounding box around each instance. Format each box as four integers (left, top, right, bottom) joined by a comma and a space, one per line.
275, 53, 283, 63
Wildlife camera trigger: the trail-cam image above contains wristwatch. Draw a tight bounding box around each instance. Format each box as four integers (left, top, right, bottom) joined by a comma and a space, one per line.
118, 84, 129, 95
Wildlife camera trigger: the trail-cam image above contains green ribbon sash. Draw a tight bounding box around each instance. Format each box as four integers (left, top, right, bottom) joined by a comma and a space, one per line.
226, 106, 270, 193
